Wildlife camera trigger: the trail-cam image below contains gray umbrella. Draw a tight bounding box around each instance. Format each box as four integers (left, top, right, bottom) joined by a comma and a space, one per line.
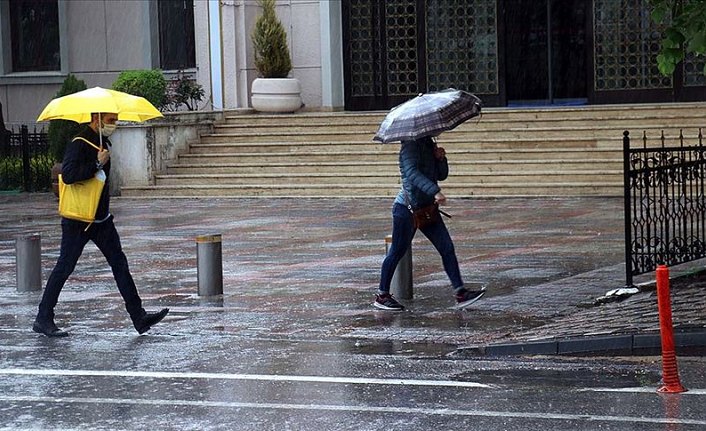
373, 89, 482, 143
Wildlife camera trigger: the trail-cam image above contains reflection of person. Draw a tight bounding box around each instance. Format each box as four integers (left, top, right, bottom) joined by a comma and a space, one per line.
374, 136, 484, 311
33, 113, 169, 337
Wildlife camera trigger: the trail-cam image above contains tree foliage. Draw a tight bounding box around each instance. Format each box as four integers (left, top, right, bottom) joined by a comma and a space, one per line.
252, 0, 292, 78
650, 0, 706, 75
48, 74, 87, 161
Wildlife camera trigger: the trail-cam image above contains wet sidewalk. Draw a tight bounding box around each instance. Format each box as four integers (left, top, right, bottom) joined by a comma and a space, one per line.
1, 194, 704, 356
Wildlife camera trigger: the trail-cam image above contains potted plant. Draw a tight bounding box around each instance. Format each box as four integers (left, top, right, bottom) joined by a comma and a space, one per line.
48, 74, 87, 196
250, 0, 302, 112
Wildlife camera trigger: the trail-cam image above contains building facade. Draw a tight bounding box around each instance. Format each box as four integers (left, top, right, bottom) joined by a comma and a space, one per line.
0, 0, 704, 125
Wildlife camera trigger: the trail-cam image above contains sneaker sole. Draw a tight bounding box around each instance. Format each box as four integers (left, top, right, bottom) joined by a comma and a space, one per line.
455, 291, 485, 309
372, 302, 405, 312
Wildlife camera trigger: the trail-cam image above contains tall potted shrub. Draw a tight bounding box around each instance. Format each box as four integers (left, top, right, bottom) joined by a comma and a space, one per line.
48, 75, 87, 196
250, 0, 302, 112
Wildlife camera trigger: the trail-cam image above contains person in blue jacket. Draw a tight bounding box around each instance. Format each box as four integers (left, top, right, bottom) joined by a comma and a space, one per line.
374, 136, 484, 311
32, 112, 169, 337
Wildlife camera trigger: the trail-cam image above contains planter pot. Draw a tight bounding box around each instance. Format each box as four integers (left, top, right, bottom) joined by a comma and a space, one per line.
251, 78, 302, 113
51, 162, 62, 197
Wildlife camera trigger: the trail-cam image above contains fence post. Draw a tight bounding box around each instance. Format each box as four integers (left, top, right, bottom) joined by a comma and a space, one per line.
196, 234, 223, 296
20, 125, 30, 192
16, 233, 42, 292
623, 130, 635, 288
385, 234, 413, 299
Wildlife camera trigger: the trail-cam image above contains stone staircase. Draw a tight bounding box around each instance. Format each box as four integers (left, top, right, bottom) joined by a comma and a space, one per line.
121, 103, 706, 198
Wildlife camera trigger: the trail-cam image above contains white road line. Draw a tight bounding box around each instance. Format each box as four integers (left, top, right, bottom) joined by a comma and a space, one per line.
1, 395, 705, 426
0, 368, 493, 389
579, 387, 706, 395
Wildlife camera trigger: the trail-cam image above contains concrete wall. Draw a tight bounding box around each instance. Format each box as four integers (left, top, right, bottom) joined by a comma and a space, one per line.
0, 0, 345, 126
189, 0, 330, 112
108, 111, 222, 195
0, 0, 155, 126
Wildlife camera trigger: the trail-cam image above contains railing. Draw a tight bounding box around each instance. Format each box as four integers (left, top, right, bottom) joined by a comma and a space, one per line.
623, 129, 706, 287
0, 125, 52, 192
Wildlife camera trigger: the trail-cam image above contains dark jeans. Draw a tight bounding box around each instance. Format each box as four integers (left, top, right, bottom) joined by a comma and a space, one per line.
37, 216, 144, 322
379, 203, 463, 293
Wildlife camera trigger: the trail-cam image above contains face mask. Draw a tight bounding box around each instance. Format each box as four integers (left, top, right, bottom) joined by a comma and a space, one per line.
101, 123, 117, 137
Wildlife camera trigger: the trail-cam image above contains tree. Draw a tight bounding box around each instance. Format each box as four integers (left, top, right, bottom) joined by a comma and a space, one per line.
650, 0, 706, 75
252, 0, 292, 78
48, 75, 87, 162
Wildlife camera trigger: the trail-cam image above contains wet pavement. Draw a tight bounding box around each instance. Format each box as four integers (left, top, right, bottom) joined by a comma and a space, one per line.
1, 194, 705, 430
1, 193, 705, 352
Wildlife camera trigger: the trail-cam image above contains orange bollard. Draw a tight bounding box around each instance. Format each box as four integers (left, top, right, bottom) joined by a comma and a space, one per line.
655, 265, 687, 393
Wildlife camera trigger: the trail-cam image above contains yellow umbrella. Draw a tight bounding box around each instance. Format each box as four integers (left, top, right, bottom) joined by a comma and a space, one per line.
37, 87, 163, 123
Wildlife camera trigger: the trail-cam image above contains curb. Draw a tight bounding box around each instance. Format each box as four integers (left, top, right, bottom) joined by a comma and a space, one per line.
455, 331, 706, 357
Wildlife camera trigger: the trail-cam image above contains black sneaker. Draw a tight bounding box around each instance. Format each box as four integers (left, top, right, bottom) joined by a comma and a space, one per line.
455, 288, 486, 309
373, 293, 405, 311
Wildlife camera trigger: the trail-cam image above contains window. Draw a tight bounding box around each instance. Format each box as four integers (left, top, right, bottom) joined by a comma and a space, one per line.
10, 0, 60, 72
158, 0, 195, 70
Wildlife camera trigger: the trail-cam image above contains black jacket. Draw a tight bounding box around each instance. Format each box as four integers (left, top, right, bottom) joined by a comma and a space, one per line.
61, 126, 111, 220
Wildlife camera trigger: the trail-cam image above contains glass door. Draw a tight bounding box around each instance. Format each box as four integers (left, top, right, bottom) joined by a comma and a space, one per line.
504, 0, 588, 106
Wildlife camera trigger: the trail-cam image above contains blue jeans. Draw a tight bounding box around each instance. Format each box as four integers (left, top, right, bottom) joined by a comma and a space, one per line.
379, 203, 463, 293
37, 216, 144, 322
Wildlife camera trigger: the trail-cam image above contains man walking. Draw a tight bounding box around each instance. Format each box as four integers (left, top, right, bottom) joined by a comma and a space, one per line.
33, 112, 168, 337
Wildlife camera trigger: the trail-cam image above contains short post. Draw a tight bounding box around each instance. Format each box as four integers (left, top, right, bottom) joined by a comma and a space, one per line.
16, 233, 42, 292
655, 265, 687, 393
385, 234, 413, 300
196, 234, 223, 296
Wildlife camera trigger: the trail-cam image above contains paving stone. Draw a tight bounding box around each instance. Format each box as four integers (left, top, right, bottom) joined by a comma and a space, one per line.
1, 194, 704, 354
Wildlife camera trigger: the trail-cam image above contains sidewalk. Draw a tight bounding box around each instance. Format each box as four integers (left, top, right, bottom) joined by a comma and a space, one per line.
1, 194, 704, 356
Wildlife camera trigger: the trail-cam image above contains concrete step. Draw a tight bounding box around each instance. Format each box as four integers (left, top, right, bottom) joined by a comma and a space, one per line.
199, 124, 705, 144
165, 159, 623, 175
176, 148, 622, 164
216, 114, 706, 134
126, 103, 706, 199
220, 103, 706, 126
121, 181, 623, 198
192, 137, 604, 152
154, 170, 621, 186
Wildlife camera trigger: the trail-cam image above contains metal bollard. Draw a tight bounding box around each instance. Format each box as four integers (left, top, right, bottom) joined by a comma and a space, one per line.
196, 234, 223, 296
16, 233, 42, 292
385, 234, 413, 299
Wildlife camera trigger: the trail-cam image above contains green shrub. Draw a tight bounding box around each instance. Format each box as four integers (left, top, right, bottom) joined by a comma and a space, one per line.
112, 69, 167, 109
165, 71, 205, 111
252, 0, 292, 78
0, 155, 53, 191
48, 74, 87, 161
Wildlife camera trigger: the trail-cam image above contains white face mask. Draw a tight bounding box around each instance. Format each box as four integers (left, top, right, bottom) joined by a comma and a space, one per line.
101, 123, 117, 137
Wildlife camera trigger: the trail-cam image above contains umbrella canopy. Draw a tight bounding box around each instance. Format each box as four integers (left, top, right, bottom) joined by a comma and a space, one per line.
37, 87, 163, 123
373, 89, 482, 143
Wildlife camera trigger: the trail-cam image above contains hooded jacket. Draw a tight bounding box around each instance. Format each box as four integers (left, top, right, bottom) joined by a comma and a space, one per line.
394, 136, 449, 210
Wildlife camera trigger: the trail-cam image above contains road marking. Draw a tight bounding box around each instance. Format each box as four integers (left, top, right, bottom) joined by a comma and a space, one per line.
0, 368, 493, 389
579, 387, 706, 395
1, 395, 706, 426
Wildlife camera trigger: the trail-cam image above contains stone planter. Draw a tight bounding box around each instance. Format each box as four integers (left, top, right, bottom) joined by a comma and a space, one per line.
251, 78, 303, 113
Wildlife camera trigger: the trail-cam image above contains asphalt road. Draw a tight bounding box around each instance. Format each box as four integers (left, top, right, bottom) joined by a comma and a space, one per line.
1, 330, 705, 430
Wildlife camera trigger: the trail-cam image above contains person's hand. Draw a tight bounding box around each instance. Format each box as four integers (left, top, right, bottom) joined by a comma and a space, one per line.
97, 149, 110, 166
434, 191, 447, 205
433, 147, 446, 160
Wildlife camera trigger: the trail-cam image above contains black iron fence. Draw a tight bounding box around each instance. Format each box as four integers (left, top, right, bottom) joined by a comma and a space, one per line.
623, 129, 706, 287
0, 125, 52, 192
